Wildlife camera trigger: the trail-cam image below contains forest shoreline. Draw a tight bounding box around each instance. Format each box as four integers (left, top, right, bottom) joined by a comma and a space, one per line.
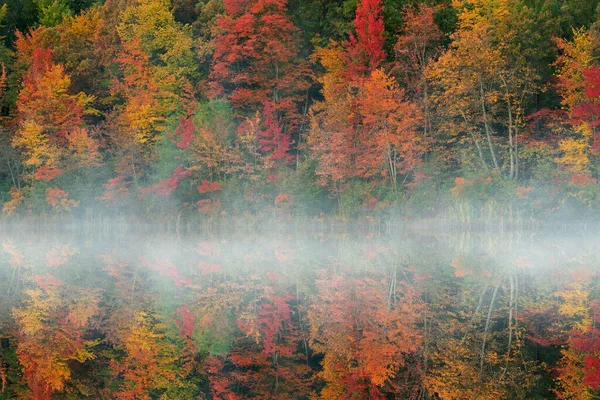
0, 212, 590, 236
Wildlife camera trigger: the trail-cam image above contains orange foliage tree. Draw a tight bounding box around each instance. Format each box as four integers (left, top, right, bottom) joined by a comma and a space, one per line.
308, 0, 423, 197
13, 274, 100, 399
12, 47, 100, 186
308, 271, 423, 399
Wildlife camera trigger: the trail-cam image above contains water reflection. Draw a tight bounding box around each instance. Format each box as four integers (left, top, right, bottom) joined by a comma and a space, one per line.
0, 231, 598, 399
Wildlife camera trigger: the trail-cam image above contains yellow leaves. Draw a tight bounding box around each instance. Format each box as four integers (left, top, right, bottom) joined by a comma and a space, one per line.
425, 339, 506, 400
13, 120, 59, 168
123, 312, 164, 352
124, 99, 163, 144
14, 289, 50, 336
13, 278, 100, 398
74, 340, 101, 363
117, 0, 195, 80
66, 128, 102, 168
2, 241, 25, 268
557, 138, 590, 174
557, 283, 590, 331
68, 7, 100, 37
111, 310, 183, 398
554, 347, 595, 400
312, 43, 345, 99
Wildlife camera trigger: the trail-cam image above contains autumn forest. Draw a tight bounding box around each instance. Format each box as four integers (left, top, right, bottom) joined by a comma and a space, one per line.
2, 0, 600, 399
2, 230, 600, 399
0, 0, 600, 223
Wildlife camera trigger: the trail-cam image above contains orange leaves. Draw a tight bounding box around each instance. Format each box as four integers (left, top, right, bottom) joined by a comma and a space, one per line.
45, 245, 79, 268
450, 176, 491, 198
274, 192, 291, 206
393, 4, 442, 93
515, 186, 533, 199
17, 48, 93, 137
196, 179, 223, 214
197, 261, 222, 275
101, 176, 132, 204
2, 187, 24, 216
308, 271, 423, 398
13, 45, 100, 194
66, 128, 102, 169
0, 359, 5, 394
45, 188, 79, 212
571, 173, 597, 186
554, 29, 596, 115
308, 67, 423, 190
13, 276, 100, 400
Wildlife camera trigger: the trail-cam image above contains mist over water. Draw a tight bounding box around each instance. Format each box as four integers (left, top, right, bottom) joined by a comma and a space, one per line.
0, 228, 598, 399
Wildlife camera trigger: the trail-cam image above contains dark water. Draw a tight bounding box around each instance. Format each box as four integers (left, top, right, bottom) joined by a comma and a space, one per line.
0, 230, 598, 399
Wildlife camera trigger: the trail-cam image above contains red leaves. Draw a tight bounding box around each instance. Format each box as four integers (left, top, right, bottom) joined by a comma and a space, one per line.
138, 165, 191, 199
211, 0, 310, 153
257, 101, 292, 161
345, 0, 386, 79
197, 199, 222, 214
173, 117, 195, 150
33, 274, 64, 291
583, 66, 600, 100
197, 261, 222, 275
197, 180, 221, 194
570, 67, 600, 127
570, 173, 597, 186
175, 306, 196, 338
584, 356, 600, 388
34, 165, 63, 182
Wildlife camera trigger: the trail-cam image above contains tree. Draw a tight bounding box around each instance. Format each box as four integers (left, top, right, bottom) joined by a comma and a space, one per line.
13, 274, 100, 399
393, 5, 443, 136
553, 28, 600, 176
307, 0, 423, 200
12, 46, 100, 186
308, 271, 423, 399
210, 0, 312, 161
34, 0, 72, 28
426, 0, 542, 179
103, 0, 196, 195
343, 0, 386, 79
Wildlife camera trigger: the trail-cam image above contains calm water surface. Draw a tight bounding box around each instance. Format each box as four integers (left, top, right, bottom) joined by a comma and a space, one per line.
0, 230, 598, 399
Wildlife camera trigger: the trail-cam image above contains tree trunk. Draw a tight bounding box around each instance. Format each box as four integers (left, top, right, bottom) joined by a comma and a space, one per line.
501, 77, 515, 179
479, 79, 499, 171
461, 112, 488, 170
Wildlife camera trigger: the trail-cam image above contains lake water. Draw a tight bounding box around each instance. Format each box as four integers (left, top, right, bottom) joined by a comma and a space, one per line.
0, 229, 598, 399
